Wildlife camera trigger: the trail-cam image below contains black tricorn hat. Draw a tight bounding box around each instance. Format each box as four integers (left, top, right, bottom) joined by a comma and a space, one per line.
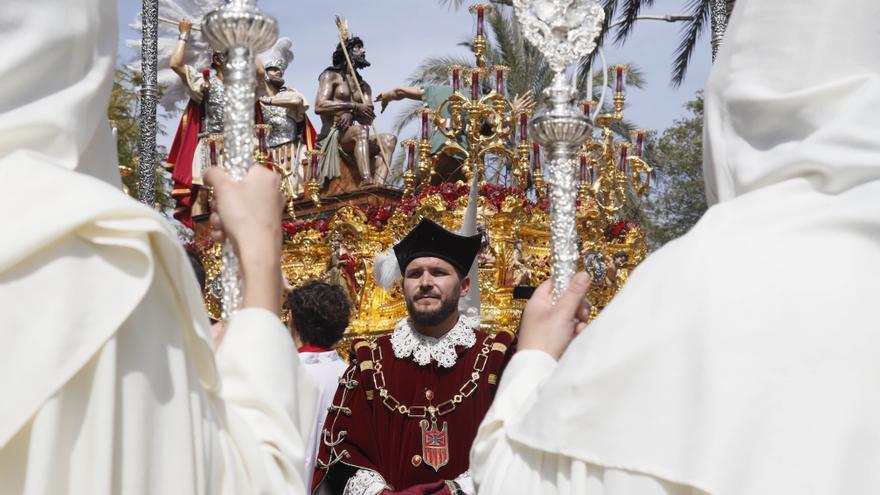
393, 218, 481, 278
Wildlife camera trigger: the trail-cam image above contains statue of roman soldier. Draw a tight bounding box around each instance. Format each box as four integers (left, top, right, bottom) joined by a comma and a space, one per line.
256, 39, 317, 199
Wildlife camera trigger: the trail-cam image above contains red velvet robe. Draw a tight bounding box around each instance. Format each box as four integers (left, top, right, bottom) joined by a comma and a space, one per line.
312, 327, 515, 494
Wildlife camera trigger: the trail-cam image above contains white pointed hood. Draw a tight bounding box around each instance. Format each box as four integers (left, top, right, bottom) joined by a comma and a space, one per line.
497, 0, 880, 493
0, 0, 120, 186
703, 0, 880, 205
0, 0, 216, 448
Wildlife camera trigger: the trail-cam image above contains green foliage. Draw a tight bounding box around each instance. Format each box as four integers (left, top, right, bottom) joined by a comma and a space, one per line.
642, 93, 707, 248
109, 67, 141, 193
602, 0, 737, 86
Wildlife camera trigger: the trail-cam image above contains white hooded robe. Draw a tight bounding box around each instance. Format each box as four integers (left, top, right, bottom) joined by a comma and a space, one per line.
0, 0, 318, 493
471, 0, 880, 493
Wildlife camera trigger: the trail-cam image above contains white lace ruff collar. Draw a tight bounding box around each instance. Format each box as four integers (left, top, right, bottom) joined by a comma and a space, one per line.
390, 315, 478, 368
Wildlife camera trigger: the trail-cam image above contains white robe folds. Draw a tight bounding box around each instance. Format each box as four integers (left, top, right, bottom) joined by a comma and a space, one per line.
471, 0, 880, 493
0, 0, 318, 493
300, 350, 349, 490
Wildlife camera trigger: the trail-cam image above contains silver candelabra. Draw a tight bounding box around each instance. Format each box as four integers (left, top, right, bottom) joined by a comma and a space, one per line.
512, 0, 604, 299
202, 0, 277, 318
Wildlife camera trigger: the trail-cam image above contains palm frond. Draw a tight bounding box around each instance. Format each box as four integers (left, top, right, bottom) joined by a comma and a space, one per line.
671, 0, 710, 87
406, 55, 476, 87
434, 0, 472, 10
585, 0, 621, 68
488, 8, 516, 65
608, 117, 639, 139
612, 0, 655, 44
624, 63, 646, 89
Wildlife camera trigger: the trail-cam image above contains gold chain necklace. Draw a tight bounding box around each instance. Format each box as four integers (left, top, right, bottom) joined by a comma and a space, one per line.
355, 334, 492, 471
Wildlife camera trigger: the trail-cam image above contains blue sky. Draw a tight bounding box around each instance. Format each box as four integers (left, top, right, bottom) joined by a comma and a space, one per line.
117, 0, 711, 148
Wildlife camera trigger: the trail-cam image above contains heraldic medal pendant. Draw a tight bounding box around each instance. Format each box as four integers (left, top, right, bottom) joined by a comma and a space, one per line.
419, 418, 450, 471
419, 387, 450, 472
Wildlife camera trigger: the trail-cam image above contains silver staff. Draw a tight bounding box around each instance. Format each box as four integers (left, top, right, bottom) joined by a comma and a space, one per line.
710, 0, 730, 60
138, 0, 159, 207
512, 0, 604, 299
202, 0, 277, 317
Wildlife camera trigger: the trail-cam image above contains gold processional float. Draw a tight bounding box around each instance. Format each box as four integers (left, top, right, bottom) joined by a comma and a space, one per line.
195, 3, 652, 344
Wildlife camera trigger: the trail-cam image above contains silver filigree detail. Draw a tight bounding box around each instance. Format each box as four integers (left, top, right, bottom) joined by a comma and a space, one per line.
514, 0, 600, 299
512, 0, 605, 74
202, 0, 278, 318
137, 0, 159, 207
208, 274, 224, 299
710, 0, 729, 61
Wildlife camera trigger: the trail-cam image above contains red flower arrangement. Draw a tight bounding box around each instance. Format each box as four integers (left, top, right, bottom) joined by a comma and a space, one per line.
359, 203, 396, 229
282, 218, 329, 237
281, 183, 551, 236
398, 183, 472, 215
605, 219, 638, 241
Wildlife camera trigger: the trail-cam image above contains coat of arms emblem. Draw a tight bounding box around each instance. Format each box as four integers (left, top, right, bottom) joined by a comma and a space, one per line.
420, 419, 450, 471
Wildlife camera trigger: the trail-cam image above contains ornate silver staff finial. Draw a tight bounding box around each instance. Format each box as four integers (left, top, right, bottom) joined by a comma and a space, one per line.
513, 0, 604, 300
202, 0, 278, 318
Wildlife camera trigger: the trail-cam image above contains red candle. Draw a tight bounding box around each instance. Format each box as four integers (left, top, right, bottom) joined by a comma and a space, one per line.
618, 145, 628, 172
452, 68, 460, 92
579, 154, 588, 183
420, 111, 430, 140
615, 66, 626, 94
635, 130, 644, 157
258, 127, 267, 154
519, 113, 528, 143
406, 142, 416, 171
495, 68, 505, 95
532, 143, 541, 171
582, 101, 591, 117
310, 153, 319, 180
470, 71, 480, 101
477, 6, 485, 36
209, 140, 217, 166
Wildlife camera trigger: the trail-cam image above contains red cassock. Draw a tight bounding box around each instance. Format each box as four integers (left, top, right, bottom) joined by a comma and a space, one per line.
312, 328, 515, 494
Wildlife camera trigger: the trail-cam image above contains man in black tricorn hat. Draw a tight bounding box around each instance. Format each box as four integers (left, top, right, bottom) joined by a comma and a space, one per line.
312, 219, 515, 495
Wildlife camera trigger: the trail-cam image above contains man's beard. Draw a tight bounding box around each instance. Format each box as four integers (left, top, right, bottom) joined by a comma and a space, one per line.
267, 75, 284, 89
351, 53, 371, 69
405, 290, 458, 327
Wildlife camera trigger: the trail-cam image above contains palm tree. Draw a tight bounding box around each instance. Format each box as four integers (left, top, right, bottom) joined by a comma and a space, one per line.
437, 0, 736, 87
